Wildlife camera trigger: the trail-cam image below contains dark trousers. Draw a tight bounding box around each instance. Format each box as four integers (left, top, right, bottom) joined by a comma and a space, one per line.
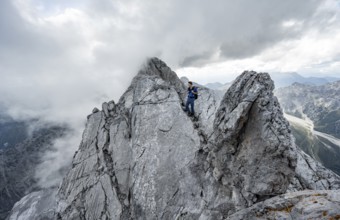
185, 98, 195, 114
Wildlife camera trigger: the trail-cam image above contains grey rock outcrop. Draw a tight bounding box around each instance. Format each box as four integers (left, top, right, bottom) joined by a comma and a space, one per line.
206, 71, 297, 210
8, 58, 340, 219
7, 189, 57, 220
227, 190, 340, 220
289, 149, 340, 191
56, 58, 208, 219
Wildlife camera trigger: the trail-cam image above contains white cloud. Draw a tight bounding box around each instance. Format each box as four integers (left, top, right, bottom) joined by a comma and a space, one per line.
35, 129, 82, 188
178, 0, 340, 83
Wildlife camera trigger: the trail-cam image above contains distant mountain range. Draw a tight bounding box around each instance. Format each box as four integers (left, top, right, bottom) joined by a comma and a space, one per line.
270, 72, 339, 88
203, 82, 224, 89
204, 82, 232, 91
276, 81, 340, 175
0, 114, 67, 219
0, 116, 28, 150
204, 72, 339, 89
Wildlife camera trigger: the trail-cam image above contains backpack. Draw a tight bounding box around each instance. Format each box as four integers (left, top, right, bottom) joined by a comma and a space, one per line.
194, 86, 198, 99
188, 86, 198, 99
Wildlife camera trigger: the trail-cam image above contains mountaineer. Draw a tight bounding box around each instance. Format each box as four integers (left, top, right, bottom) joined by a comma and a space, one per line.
184, 81, 198, 116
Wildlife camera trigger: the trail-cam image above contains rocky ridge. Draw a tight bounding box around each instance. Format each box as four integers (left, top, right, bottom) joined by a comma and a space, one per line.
8, 58, 340, 219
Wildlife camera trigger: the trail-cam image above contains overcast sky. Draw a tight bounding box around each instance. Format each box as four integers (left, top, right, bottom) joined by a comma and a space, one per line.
1, 0, 340, 186
1, 0, 340, 122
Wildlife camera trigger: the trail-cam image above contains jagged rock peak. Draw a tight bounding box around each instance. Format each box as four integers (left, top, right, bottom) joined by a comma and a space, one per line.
7, 60, 340, 220
138, 57, 186, 92
214, 70, 277, 143
117, 57, 187, 108
207, 70, 297, 209
219, 70, 274, 110
138, 57, 174, 77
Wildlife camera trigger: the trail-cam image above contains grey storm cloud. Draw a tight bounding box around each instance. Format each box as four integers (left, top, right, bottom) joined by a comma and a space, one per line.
76, 0, 324, 67
0, 0, 336, 188
160, 0, 322, 65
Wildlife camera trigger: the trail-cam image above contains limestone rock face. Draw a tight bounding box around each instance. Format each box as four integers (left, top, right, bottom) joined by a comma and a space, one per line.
8, 58, 340, 220
289, 150, 340, 191
207, 71, 297, 210
56, 58, 210, 220
7, 189, 57, 220
227, 190, 340, 220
